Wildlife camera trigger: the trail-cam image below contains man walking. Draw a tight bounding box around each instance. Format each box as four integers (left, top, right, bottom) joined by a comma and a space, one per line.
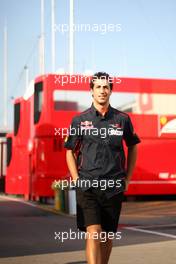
64, 72, 140, 264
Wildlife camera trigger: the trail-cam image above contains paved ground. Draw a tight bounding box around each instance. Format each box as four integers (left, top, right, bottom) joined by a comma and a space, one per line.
0, 194, 176, 264
0, 240, 175, 264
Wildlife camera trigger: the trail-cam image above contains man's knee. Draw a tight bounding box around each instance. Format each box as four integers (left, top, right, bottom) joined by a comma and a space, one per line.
86, 224, 102, 241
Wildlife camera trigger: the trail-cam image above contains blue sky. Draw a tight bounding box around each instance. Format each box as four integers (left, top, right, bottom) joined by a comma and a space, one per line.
0, 0, 176, 129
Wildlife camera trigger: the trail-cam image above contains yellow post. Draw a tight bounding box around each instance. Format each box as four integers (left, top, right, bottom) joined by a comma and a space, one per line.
54, 189, 61, 210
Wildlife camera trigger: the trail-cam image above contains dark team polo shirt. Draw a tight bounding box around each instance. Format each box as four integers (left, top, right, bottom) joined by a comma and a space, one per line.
64, 103, 141, 198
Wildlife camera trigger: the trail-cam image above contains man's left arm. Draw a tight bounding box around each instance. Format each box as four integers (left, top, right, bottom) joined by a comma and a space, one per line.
123, 115, 141, 191
125, 145, 137, 191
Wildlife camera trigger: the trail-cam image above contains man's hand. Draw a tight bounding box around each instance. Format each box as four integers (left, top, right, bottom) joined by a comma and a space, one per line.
124, 179, 129, 192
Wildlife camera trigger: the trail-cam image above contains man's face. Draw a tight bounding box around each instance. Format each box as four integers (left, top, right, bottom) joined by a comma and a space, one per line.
91, 79, 112, 105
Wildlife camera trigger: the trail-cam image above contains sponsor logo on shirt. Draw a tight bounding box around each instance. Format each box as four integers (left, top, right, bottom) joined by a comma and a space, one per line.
109, 123, 123, 135
80, 121, 94, 130
109, 123, 122, 129
109, 129, 123, 136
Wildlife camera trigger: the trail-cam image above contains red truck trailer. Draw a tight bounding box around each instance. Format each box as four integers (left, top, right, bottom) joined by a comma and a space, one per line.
5, 74, 176, 199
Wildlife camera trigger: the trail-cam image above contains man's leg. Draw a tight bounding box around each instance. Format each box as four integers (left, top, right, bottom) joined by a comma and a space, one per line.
100, 237, 113, 264
86, 224, 102, 264
85, 225, 113, 264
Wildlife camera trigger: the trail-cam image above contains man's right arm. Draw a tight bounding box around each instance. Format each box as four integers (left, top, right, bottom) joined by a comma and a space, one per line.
66, 149, 79, 181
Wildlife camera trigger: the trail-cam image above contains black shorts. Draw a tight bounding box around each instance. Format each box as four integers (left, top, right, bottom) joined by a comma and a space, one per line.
76, 187, 124, 233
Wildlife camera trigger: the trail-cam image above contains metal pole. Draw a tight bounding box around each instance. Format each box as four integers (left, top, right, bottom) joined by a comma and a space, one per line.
3, 22, 8, 129
0, 142, 3, 178
51, 0, 56, 72
24, 65, 29, 90
40, 0, 45, 74
69, 0, 74, 75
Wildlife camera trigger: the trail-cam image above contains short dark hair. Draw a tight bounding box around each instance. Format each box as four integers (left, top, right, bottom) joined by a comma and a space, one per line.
90, 72, 113, 90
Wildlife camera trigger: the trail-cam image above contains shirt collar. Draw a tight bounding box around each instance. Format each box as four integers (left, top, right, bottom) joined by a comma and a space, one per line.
91, 103, 113, 118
